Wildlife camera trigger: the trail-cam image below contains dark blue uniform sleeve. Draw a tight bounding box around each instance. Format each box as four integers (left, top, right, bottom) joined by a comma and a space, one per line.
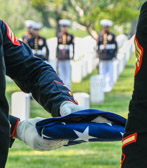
1, 20, 77, 117
121, 3, 147, 167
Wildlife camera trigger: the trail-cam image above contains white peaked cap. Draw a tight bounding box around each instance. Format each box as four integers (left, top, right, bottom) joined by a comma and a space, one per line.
32, 22, 42, 30
100, 19, 113, 27
59, 19, 71, 26
25, 20, 36, 28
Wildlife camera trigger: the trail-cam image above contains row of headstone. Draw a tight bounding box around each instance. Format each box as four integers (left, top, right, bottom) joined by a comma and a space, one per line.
70, 34, 130, 84
116, 34, 128, 48
113, 35, 135, 83
10, 35, 134, 120
47, 36, 98, 83
71, 53, 98, 82
71, 36, 98, 82
6, 34, 128, 84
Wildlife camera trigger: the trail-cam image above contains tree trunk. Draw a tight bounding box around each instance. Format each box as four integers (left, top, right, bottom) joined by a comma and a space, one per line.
55, 11, 61, 36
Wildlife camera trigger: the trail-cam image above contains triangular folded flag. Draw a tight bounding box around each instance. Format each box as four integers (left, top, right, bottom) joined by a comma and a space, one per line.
36, 109, 126, 146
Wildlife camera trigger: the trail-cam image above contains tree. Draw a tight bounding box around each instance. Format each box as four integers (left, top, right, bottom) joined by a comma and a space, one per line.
0, 0, 42, 32
68, 0, 144, 39
30, 0, 145, 39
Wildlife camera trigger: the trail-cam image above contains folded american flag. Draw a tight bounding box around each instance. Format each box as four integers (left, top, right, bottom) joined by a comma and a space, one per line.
36, 109, 126, 146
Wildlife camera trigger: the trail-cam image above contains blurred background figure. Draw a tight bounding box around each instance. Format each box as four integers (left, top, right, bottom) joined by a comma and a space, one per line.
28, 22, 49, 62
22, 20, 35, 43
97, 19, 118, 92
56, 19, 75, 89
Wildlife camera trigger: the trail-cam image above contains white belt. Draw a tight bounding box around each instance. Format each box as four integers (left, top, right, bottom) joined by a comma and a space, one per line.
99, 44, 116, 50
32, 49, 43, 55
58, 44, 70, 50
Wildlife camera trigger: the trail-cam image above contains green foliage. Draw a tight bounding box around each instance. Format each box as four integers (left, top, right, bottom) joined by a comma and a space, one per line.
31, 0, 48, 7
0, 0, 145, 36
28, 0, 143, 33
69, 0, 143, 32
0, 0, 42, 32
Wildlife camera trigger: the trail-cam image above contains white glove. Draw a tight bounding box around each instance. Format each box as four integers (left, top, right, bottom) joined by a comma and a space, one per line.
60, 101, 85, 116
16, 117, 68, 151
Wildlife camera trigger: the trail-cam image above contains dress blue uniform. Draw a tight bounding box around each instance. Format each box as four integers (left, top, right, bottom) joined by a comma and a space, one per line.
98, 20, 118, 92
57, 19, 74, 89
28, 36, 49, 61
27, 23, 49, 61
121, 2, 147, 167
0, 20, 77, 168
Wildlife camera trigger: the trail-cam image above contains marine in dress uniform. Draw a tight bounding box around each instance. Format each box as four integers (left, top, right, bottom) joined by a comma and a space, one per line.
56, 19, 74, 89
22, 20, 35, 43
0, 20, 81, 168
28, 23, 49, 61
98, 20, 118, 92
121, 2, 147, 167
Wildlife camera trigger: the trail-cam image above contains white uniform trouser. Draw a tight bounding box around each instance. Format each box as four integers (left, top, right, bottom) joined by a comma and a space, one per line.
58, 60, 71, 89
99, 60, 114, 92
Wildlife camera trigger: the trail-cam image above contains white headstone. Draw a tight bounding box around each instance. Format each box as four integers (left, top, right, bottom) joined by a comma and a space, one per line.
117, 53, 125, 74
71, 61, 83, 83
88, 57, 93, 74
116, 34, 128, 48
113, 59, 119, 83
47, 37, 57, 60
11, 92, 30, 121
90, 75, 104, 104
82, 59, 88, 78
92, 53, 98, 70
123, 53, 127, 66
73, 92, 90, 109
49, 58, 57, 71
74, 37, 84, 60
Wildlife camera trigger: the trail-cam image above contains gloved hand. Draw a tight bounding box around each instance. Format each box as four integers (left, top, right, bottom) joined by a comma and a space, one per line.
60, 101, 85, 116
16, 117, 68, 151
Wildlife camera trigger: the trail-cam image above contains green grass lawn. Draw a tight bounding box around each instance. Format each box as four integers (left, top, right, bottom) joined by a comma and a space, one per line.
6, 55, 135, 168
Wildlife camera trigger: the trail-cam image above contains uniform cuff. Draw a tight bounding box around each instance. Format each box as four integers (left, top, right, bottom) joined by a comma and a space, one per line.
10, 115, 20, 137
9, 115, 20, 148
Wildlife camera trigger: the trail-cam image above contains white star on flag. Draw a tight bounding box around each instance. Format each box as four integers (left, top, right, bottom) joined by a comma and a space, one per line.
120, 132, 124, 137
41, 128, 52, 139
107, 123, 112, 127
73, 126, 96, 142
